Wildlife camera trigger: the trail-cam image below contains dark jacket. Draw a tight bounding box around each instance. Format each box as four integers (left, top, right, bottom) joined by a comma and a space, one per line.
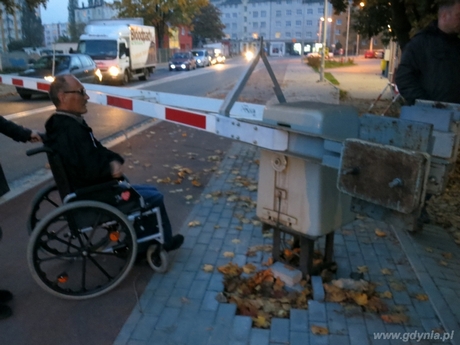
0, 116, 31, 142
45, 112, 124, 190
395, 21, 460, 105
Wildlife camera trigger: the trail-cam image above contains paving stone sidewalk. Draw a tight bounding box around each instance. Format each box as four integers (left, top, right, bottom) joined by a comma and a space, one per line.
114, 141, 459, 345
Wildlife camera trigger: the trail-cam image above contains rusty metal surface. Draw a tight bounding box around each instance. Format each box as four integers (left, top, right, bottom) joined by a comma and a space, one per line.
359, 114, 432, 152
338, 139, 429, 214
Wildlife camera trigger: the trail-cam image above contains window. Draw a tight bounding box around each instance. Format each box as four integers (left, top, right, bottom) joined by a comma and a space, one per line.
286, 32, 291, 37
306, 20, 312, 26
261, 10, 266, 17
318, 8, 323, 13
295, 20, 301, 26
233, 13, 237, 17
287, 0, 292, 3
286, 10, 292, 15
225, 13, 230, 18
253, 22, 258, 29
261, 21, 266, 28
336, 19, 342, 25
307, 9, 313, 14
286, 21, 291, 27
296, 9, 302, 15
275, 21, 281, 27
253, 11, 258, 17
306, 32, 312, 38
295, 32, 301, 38
335, 29, 341, 35
276, 10, 281, 16
232, 23, 237, 30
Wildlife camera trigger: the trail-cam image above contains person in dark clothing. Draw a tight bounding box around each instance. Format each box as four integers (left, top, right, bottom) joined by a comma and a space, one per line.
0, 118, 41, 320
395, 0, 460, 105
45, 74, 183, 252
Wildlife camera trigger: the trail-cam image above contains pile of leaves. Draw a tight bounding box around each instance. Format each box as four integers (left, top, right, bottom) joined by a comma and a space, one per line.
427, 158, 460, 244
217, 262, 311, 328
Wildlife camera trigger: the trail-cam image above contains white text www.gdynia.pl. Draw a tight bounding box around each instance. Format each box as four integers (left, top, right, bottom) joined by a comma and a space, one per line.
373, 330, 454, 342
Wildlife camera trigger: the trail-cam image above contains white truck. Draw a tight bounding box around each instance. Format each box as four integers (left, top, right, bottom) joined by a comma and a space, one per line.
77, 18, 156, 84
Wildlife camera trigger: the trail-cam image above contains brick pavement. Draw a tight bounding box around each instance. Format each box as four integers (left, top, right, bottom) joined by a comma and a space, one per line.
113, 60, 460, 345
114, 141, 459, 345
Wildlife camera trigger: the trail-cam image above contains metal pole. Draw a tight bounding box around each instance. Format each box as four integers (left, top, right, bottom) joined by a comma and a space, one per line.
320, 0, 327, 82
345, 1, 350, 60
356, 33, 360, 55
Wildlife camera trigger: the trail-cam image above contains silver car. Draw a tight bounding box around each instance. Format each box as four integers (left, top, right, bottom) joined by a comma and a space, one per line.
191, 50, 211, 68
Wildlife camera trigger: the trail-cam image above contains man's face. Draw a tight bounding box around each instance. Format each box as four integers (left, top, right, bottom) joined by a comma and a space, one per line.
58, 76, 90, 115
444, 3, 460, 34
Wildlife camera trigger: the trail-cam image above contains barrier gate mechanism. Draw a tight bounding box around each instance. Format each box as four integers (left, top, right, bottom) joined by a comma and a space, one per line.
1, 46, 459, 277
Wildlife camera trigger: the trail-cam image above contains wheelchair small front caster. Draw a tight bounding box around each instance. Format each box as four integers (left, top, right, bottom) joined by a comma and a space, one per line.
146, 244, 169, 273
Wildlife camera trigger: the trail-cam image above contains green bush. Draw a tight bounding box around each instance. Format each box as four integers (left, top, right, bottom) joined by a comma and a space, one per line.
306, 56, 321, 69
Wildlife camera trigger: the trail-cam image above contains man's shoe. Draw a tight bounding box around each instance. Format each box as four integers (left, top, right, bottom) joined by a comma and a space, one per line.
164, 234, 184, 252
0, 290, 12, 304
0, 304, 12, 320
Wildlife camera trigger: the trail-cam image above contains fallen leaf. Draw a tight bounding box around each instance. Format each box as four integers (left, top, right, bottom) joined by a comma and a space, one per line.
414, 293, 429, 301
375, 229, 387, 237
203, 264, 214, 273
223, 251, 235, 258
217, 262, 242, 276
192, 180, 202, 187
184, 195, 193, 200
439, 260, 448, 266
311, 325, 329, 335
381, 313, 409, 324
188, 220, 201, 227
381, 268, 392, 275
357, 266, 368, 273
442, 252, 453, 259
243, 263, 257, 274
351, 292, 368, 306
232, 239, 241, 244
253, 315, 270, 328
425, 247, 434, 253
380, 291, 393, 299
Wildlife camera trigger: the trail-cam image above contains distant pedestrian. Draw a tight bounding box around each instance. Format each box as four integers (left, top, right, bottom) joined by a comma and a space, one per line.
395, 0, 460, 105
0, 116, 42, 320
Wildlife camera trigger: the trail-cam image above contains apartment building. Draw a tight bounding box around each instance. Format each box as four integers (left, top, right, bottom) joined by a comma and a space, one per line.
75, 0, 117, 24
213, 0, 383, 56
43, 23, 69, 48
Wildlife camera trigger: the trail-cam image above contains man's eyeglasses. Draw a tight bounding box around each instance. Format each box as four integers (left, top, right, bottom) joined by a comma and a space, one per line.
63, 88, 87, 96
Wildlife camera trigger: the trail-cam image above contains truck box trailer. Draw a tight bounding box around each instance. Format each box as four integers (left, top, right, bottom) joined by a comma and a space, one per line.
77, 19, 156, 84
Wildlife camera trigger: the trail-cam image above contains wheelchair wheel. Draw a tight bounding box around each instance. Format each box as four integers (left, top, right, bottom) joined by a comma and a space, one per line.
27, 183, 60, 235
146, 244, 169, 273
27, 201, 138, 300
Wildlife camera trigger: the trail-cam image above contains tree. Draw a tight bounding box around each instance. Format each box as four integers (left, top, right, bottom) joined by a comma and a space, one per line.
329, 0, 439, 49
191, 4, 225, 47
112, 0, 208, 48
7, 39, 27, 51
21, 4, 44, 47
0, 0, 47, 14
68, 0, 79, 41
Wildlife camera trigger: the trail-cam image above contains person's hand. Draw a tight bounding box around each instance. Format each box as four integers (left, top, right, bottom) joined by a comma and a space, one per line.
110, 161, 123, 178
29, 130, 42, 143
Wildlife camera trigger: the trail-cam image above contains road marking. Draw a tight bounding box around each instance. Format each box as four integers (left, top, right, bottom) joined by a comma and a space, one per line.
4, 105, 55, 120
0, 119, 159, 207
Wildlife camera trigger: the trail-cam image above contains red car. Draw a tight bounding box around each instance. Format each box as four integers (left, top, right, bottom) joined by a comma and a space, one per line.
364, 50, 375, 58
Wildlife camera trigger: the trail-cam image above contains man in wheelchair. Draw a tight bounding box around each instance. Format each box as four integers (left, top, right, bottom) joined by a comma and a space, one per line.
44, 74, 184, 253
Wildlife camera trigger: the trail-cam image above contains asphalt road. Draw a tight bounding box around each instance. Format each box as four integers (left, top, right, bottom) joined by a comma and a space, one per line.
0, 56, 291, 345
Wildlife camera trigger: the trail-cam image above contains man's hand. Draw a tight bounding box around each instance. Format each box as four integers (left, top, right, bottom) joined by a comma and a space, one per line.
110, 161, 123, 178
29, 130, 42, 143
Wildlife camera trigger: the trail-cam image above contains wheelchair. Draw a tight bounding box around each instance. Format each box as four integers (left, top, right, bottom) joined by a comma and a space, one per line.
25, 146, 170, 300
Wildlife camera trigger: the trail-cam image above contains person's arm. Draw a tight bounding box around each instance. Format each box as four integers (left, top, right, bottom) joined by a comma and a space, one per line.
395, 39, 427, 105
0, 116, 33, 142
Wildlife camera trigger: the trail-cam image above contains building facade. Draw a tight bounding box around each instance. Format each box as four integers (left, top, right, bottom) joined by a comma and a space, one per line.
43, 23, 69, 48
0, 0, 24, 53
75, 0, 118, 24
213, 0, 383, 56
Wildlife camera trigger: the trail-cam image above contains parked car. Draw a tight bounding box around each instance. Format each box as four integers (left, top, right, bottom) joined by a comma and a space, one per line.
374, 49, 384, 59
364, 50, 375, 58
191, 49, 211, 67
169, 52, 197, 71
16, 53, 101, 100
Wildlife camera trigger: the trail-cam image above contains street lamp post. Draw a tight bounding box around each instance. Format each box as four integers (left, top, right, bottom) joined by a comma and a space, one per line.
345, 1, 350, 60
319, 0, 328, 82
